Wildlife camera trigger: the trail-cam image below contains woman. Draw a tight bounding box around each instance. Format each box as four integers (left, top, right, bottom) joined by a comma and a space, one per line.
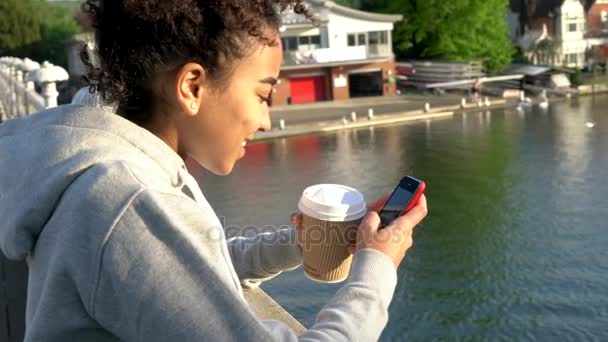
0, 0, 427, 340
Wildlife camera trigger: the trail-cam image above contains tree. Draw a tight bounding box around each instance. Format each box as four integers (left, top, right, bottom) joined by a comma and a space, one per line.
358, 0, 514, 73
0, 0, 41, 54
30, 1, 81, 68
0, 0, 80, 68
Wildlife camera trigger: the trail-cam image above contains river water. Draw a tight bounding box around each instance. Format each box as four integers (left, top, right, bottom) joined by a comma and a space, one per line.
196, 95, 608, 340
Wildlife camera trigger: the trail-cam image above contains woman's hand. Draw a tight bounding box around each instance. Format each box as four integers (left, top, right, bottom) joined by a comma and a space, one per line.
355, 195, 428, 269
289, 193, 395, 255
290, 212, 304, 253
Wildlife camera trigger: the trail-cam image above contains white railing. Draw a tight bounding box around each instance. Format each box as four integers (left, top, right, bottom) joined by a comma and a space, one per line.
366, 44, 392, 58
283, 44, 393, 66
0, 56, 68, 122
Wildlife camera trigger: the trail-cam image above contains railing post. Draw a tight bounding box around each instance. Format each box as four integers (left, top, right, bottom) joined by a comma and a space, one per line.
7, 65, 14, 118
22, 58, 41, 115
42, 82, 59, 108
24, 81, 35, 115
15, 70, 23, 117
31, 61, 68, 109
12, 67, 19, 118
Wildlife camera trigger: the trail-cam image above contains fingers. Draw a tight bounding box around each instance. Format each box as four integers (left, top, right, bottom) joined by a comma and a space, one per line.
388, 194, 428, 233
359, 211, 381, 233
413, 194, 428, 221
290, 212, 301, 223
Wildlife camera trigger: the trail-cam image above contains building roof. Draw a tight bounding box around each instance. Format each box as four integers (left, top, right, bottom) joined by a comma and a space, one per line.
510, 0, 524, 13
518, 23, 551, 48
585, 0, 596, 11
529, 0, 564, 17
510, 0, 594, 16
281, 0, 403, 26
281, 56, 390, 71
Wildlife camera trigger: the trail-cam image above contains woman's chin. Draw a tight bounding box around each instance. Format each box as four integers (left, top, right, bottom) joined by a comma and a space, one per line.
185, 156, 234, 176
209, 161, 235, 176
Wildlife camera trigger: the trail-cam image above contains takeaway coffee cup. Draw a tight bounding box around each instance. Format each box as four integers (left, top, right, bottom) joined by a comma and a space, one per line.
297, 184, 367, 283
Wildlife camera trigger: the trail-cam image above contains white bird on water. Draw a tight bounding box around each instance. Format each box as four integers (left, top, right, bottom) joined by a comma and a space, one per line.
538, 90, 549, 109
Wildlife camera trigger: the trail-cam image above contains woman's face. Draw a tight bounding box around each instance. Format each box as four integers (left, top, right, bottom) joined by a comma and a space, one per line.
179, 37, 282, 175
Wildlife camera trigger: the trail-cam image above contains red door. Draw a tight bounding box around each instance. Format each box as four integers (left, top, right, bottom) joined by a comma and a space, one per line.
290, 76, 326, 104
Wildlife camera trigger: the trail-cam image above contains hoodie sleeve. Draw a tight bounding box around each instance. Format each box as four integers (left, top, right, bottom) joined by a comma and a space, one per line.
227, 227, 303, 289
89, 189, 398, 342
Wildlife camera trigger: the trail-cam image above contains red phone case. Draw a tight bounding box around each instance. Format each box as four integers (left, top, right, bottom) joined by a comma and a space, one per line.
401, 181, 426, 215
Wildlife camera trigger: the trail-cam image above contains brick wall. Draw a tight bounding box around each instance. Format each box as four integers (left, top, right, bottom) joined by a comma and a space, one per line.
528, 17, 556, 35
587, 4, 608, 35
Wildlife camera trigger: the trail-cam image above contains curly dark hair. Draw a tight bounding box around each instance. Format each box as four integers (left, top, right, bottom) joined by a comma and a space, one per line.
81, 0, 313, 124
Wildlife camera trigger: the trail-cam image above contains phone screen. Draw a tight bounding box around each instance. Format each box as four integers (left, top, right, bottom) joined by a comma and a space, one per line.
379, 186, 414, 227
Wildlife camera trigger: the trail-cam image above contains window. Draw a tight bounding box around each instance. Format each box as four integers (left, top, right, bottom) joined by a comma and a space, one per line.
347, 34, 356, 46
298, 35, 321, 50
358, 33, 366, 45
281, 37, 298, 51
298, 36, 310, 50
568, 23, 577, 32
368, 31, 379, 45
283, 35, 320, 51
368, 31, 389, 45
566, 53, 578, 64
348, 31, 389, 47
380, 31, 388, 44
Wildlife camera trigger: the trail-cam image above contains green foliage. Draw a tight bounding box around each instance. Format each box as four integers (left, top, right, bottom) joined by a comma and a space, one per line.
0, 0, 41, 52
512, 46, 530, 64
0, 0, 80, 68
358, 0, 514, 73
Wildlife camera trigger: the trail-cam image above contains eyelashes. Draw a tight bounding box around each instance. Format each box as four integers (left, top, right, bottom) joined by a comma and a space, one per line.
259, 89, 273, 105
259, 95, 271, 104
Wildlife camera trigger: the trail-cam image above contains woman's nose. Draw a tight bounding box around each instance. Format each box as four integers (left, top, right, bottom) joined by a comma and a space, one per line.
258, 111, 271, 132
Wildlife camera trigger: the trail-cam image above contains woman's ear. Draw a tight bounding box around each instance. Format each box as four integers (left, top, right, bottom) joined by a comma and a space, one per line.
175, 63, 206, 116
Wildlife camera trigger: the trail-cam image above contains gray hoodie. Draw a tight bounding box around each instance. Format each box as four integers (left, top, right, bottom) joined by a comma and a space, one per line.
0, 105, 398, 341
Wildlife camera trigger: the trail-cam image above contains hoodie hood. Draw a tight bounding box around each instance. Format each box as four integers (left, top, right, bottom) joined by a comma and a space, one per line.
0, 105, 185, 260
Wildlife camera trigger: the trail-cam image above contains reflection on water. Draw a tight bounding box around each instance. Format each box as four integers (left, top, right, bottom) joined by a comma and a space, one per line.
196, 96, 608, 340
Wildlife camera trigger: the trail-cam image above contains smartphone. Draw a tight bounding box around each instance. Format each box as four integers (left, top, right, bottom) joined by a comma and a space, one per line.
378, 176, 426, 228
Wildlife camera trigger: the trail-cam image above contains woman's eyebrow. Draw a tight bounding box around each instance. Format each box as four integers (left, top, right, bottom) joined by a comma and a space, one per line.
258, 77, 278, 86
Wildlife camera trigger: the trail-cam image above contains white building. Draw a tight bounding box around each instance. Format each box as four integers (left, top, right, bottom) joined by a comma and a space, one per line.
64, 0, 404, 105
508, 0, 589, 68
275, 0, 403, 105
556, 0, 588, 67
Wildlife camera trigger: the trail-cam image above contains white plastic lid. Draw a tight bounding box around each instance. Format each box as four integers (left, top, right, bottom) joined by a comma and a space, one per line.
298, 184, 367, 222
